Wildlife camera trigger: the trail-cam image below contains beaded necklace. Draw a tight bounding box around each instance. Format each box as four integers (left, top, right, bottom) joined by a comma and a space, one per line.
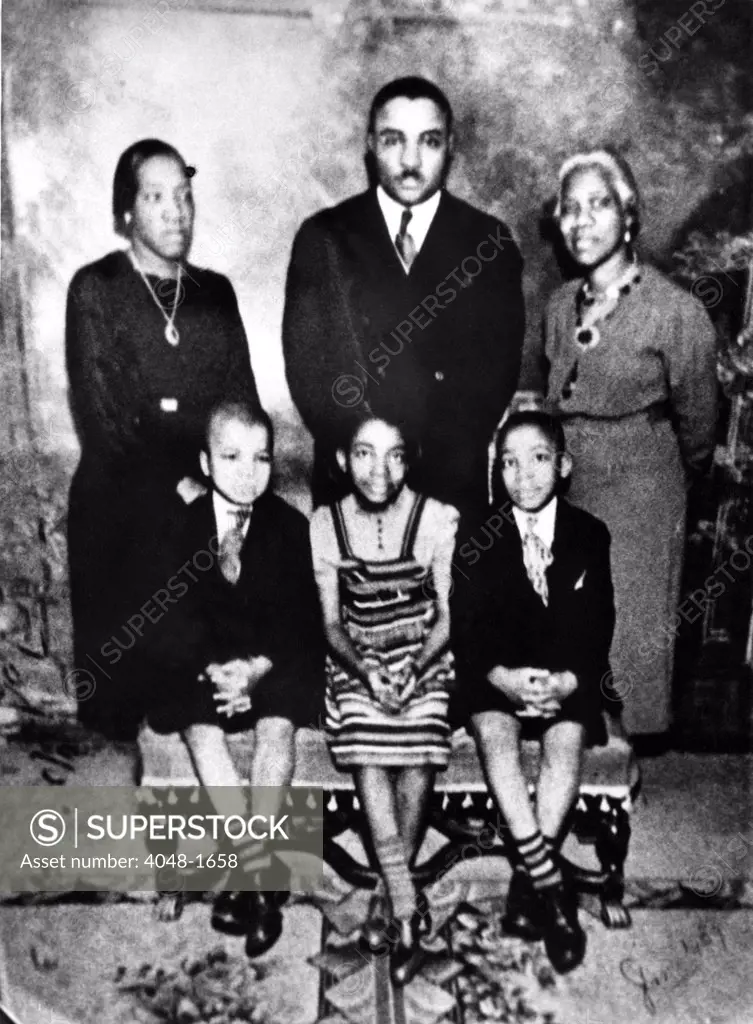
562, 260, 642, 401
574, 259, 642, 351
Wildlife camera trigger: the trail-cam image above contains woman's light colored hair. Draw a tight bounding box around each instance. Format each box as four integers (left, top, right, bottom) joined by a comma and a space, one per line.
554, 149, 641, 239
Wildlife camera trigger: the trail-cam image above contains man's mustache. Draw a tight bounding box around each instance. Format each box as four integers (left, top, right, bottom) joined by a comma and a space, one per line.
399, 171, 423, 181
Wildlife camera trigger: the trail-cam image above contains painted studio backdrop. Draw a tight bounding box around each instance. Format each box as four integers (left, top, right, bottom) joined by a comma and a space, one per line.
1, 0, 751, 693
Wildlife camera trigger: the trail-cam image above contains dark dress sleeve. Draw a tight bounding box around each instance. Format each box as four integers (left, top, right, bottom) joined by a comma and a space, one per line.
218, 276, 260, 408
65, 267, 141, 463
666, 294, 718, 476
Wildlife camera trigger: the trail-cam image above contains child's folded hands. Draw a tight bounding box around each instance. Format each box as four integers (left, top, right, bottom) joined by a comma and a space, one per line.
205, 656, 273, 716
395, 665, 419, 708
365, 667, 403, 714
489, 666, 562, 717
545, 670, 578, 701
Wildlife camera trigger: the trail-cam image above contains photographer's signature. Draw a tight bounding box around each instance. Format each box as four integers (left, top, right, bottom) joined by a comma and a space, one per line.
620, 919, 728, 1015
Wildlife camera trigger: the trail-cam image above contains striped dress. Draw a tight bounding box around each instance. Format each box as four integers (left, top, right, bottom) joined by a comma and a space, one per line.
310, 489, 457, 769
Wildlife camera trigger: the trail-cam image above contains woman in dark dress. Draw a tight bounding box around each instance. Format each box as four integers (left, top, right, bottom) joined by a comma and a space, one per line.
66, 138, 259, 739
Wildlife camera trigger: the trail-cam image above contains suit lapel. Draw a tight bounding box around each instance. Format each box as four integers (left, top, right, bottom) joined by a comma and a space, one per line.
548, 502, 578, 603
405, 189, 458, 282
409, 190, 451, 280
351, 189, 452, 281
188, 494, 219, 553
492, 516, 532, 596
347, 191, 405, 277
238, 494, 277, 587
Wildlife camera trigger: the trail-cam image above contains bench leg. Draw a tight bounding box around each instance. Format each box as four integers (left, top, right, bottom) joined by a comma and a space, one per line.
412, 792, 509, 887
594, 798, 632, 928
322, 790, 380, 889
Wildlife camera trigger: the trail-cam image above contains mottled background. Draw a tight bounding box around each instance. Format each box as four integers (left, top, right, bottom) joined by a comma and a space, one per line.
3, 0, 751, 468
1, 0, 751, 671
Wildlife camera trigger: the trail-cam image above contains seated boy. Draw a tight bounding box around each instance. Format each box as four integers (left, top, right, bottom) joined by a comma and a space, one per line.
451, 410, 617, 974
140, 399, 324, 956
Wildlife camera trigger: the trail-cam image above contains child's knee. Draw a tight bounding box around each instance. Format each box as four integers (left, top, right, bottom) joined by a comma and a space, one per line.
540, 726, 584, 772
472, 713, 521, 760
255, 717, 295, 756
182, 723, 221, 753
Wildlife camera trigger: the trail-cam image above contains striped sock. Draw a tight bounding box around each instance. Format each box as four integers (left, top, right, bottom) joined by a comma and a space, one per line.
515, 830, 562, 892
229, 838, 272, 882
543, 834, 560, 858
375, 835, 416, 921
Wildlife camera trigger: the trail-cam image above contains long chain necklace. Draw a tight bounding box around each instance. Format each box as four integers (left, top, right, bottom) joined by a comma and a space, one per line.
574, 259, 642, 351
129, 249, 183, 347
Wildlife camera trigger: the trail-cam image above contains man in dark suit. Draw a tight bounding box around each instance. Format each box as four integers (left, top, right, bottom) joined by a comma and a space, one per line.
282, 76, 525, 512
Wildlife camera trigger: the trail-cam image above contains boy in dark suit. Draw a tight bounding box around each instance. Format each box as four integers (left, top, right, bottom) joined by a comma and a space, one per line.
451, 410, 617, 974
141, 399, 324, 957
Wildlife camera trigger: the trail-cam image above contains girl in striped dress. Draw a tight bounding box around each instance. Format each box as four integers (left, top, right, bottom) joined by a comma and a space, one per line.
310, 414, 458, 984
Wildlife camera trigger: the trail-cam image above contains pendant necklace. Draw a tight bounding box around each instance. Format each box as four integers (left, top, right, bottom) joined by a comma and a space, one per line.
574, 259, 641, 351
129, 249, 183, 347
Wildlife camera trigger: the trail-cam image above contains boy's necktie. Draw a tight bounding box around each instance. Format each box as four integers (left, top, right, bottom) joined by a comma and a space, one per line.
219, 509, 250, 585
522, 514, 553, 606
395, 208, 417, 270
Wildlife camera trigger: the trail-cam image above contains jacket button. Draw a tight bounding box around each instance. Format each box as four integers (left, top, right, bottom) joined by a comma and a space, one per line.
434, 370, 445, 382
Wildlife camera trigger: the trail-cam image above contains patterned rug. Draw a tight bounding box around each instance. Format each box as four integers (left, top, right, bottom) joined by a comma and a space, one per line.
309, 880, 563, 1024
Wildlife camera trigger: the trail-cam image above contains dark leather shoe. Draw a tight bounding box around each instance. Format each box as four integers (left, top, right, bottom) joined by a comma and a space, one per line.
211, 889, 287, 937
244, 894, 284, 958
211, 890, 252, 936
414, 890, 432, 938
360, 894, 391, 954
540, 884, 586, 974
502, 869, 544, 941
389, 911, 426, 988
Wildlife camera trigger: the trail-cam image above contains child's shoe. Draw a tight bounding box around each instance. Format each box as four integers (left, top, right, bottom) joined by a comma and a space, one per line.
244, 891, 284, 958
540, 883, 586, 974
501, 867, 544, 941
360, 893, 391, 954
389, 909, 427, 988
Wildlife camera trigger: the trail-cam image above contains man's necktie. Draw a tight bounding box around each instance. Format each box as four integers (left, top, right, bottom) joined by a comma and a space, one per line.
522, 514, 553, 606
219, 509, 250, 585
395, 208, 417, 270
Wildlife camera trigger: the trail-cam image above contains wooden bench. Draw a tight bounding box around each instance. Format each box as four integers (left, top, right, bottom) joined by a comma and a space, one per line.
138, 719, 639, 930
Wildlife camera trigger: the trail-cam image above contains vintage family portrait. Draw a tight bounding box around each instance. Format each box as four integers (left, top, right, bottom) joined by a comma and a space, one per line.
0, 1, 751, 1021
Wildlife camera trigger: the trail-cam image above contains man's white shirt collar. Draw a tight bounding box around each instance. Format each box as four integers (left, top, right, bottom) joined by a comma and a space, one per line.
512, 498, 557, 550
376, 185, 441, 266
212, 490, 252, 543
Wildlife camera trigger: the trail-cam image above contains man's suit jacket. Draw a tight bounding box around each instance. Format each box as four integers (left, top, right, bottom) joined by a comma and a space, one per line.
450, 499, 617, 745
282, 189, 525, 510
138, 491, 324, 729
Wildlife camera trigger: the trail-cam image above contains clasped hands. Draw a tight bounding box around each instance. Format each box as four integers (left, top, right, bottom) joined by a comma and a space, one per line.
366, 664, 418, 715
493, 666, 578, 717
200, 656, 273, 717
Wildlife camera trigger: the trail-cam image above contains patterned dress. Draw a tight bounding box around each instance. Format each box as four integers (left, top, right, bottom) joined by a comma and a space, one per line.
311, 488, 457, 768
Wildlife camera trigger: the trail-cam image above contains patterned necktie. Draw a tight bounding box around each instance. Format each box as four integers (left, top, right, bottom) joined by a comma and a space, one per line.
219, 508, 250, 585
522, 514, 553, 606
395, 208, 417, 270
